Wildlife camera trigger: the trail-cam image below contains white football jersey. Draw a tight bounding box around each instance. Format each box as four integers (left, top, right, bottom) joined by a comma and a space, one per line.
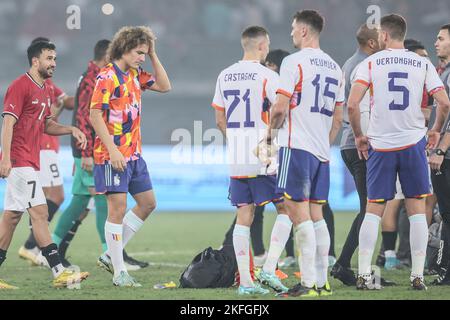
277, 48, 344, 161
354, 49, 445, 150
212, 60, 279, 177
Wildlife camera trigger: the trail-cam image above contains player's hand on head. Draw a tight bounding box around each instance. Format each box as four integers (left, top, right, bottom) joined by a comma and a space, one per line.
148, 38, 156, 55
72, 127, 87, 150
426, 130, 440, 150
81, 156, 94, 172
355, 136, 369, 160
110, 148, 126, 172
0, 158, 12, 178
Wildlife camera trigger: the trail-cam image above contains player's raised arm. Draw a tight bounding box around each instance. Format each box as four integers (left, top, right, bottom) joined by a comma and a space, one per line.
0, 114, 16, 178
147, 35, 171, 93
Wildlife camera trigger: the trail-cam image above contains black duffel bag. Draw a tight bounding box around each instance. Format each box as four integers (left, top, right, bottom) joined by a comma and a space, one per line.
179, 245, 237, 288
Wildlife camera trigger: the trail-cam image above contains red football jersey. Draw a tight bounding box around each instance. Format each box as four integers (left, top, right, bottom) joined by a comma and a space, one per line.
2, 73, 52, 170
40, 78, 65, 152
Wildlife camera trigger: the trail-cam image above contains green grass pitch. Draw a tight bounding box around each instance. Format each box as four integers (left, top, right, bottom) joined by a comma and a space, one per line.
0, 211, 449, 300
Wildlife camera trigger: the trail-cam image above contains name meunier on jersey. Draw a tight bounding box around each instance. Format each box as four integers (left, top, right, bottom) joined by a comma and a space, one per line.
309, 57, 338, 70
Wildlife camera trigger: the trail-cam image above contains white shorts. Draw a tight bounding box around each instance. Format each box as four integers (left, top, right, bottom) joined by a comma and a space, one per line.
38, 150, 63, 187
4, 167, 47, 212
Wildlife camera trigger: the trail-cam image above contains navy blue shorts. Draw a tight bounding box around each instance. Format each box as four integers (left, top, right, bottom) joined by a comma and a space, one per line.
228, 175, 283, 207
94, 157, 153, 195
276, 147, 329, 203
367, 137, 430, 202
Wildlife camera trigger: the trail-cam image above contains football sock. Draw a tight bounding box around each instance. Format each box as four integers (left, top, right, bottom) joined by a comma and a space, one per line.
263, 214, 292, 274
323, 204, 336, 257
384, 250, 397, 259
122, 210, 144, 248
0, 249, 6, 267
337, 212, 365, 268
382, 231, 397, 252
314, 219, 330, 287
284, 229, 295, 258
250, 206, 265, 256
24, 199, 60, 250
41, 243, 64, 278
52, 195, 90, 246
409, 214, 428, 280
358, 213, 380, 276
105, 221, 126, 277
233, 224, 253, 287
94, 195, 108, 251
58, 220, 81, 258
295, 220, 316, 288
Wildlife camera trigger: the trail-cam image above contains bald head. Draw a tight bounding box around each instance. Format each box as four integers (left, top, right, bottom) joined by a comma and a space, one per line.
356, 24, 379, 46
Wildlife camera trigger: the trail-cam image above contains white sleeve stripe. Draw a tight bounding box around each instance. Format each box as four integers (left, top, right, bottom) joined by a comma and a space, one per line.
2, 111, 19, 120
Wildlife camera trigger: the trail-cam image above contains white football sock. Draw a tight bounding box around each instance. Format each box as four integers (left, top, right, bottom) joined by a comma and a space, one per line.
294, 220, 316, 288
105, 221, 126, 277
233, 224, 253, 287
358, 213, 381, 277
122, 210, 144, 248
384, 250, 397, 258
314, 219, 330, 287
263, 214, 292, 274
409, 214, 428, 280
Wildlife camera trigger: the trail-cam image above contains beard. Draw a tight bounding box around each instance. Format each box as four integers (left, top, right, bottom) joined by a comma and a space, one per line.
38, 66, 54, 79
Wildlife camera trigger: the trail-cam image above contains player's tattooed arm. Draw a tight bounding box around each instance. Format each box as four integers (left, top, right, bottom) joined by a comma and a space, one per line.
215, 109, 226, 137
0, 114, 16, 178
428, 91, 450, 149
429, 132, 450, 170
330, 104, 343, 144
89, 109, 126, 172
268, 94, 289, 143
348, 82, 369, 159
430, 91, 450, 132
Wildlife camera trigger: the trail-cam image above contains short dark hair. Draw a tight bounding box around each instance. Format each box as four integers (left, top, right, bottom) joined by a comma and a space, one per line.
266, 49, 290, 72
27, 41, 56, 66
94, 39, 110, 61
293, 10, 324, 34
241, 26, 268, 40
441, 24, 450, 35
404, 38, 425, 52
356, 23, 378, 46
380, 14, 407, 41
31, 37, 50, 45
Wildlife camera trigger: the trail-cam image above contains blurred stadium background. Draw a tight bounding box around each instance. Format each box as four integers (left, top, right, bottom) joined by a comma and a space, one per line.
0, 0, 448, 212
